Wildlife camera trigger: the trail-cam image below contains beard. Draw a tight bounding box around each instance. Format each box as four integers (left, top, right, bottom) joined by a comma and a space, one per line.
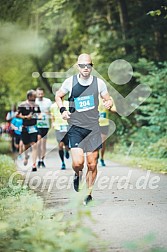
80, 71, 90, 78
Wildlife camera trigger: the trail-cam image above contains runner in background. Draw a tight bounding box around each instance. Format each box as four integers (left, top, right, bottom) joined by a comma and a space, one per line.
10, 117, 24, 159
17, 90, 41, 172
99, 97, 117, 166
98, 98, 110, 166
50, 100, 70, 170
5, 104, 17, 152
35, 87, 52, 168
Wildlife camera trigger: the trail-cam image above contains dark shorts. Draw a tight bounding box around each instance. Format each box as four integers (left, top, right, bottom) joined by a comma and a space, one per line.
37, 128, 49, 138
14, 133, 22, 145
68, 125, 102, 153
21, 127, 38, 145
100, 125, 109, 135
55, 130, 69, 146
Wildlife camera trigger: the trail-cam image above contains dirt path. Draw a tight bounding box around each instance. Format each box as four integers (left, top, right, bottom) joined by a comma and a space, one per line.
16, 147, 167, 252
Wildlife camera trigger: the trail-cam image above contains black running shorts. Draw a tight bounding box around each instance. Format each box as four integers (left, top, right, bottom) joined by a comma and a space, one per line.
21, 127, 38, 145
37, 128, 49, 138
55, 130, 69, 146
68, 125, 102, 153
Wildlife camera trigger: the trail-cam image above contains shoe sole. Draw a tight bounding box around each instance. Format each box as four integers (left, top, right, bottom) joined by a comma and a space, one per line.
32, 168, 37, 172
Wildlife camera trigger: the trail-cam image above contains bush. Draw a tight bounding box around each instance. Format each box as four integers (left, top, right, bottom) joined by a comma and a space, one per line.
0, 155, 21, 189
0, 156, 103, 252
0, 139, 11, 154
149, 136, 167, 158
0, 191, 101, 252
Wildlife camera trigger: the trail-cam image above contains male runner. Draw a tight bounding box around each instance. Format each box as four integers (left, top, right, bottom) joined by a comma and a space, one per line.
55, 53, 113, 204
36, 87, 52, 168
17, 90, 41, 171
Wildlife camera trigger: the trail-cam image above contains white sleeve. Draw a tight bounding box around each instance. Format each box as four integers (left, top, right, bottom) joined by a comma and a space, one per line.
49, 99, 52, 107
60, 76, 73, 95
97, 78, 108, 96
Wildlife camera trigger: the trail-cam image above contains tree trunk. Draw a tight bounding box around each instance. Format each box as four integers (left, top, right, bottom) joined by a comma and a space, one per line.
117, 0, 132, 54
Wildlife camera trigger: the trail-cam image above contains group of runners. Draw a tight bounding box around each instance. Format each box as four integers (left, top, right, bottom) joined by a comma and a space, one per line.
7, 53, 116, 205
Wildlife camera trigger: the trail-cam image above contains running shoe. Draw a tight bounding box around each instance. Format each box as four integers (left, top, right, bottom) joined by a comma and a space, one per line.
23, 155, 29, 166
100, 159, 106, 167
37, 161, 41, 168
32, 167, 37, 172
73, 173, 79, 192
41, 160, 46, 168
17, 154, 23, 161
83, 195, 93, 206
61, 162, 66, 170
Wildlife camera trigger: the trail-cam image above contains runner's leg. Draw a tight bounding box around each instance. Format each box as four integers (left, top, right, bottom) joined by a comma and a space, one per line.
86, 150, 99, 194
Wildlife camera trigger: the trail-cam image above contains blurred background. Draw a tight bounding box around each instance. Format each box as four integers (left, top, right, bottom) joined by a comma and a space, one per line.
0, 0, 166, 168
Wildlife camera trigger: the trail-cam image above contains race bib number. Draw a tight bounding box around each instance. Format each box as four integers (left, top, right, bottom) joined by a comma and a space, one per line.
59, 125, 68, 132
37, 121, 49, 128
99, 112, 107, 118
37, 114, 49, 128
74, 95, 95, 112
27, 126, 38, 134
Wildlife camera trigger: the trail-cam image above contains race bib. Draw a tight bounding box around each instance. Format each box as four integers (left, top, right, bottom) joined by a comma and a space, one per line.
59, 125, 67, 132
74, 95, 95, 112
59, 125, 68, 132
18, 126, 22, 132
27, 125, 38, 134
37, 114, 49, 128
99, 112, 107, 118
37, 120, 49, 128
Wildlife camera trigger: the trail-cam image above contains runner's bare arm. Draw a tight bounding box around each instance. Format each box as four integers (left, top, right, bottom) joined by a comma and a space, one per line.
55, 89, 71, 120
55, 89, 66, 108
110, 98, 117, 112
100, 93, 114, 110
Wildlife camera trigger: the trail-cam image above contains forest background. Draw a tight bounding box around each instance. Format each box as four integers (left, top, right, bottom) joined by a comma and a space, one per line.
0, 0, 167, 168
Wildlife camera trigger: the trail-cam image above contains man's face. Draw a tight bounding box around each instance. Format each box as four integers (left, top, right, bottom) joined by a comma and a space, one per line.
29, 93, 36, 103
77, 55, 93, 79
36, 90, 44, 101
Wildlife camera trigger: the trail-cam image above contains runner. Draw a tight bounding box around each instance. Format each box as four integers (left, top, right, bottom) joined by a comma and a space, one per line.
10, 117, 24, 159
98, 97, 117, 166
6, 104, 17, 152
55, 53, 114, 205
17, 90, 41, 171
35, 87, 52, 168
50, 100, 70, 170
98, 98, 110, 166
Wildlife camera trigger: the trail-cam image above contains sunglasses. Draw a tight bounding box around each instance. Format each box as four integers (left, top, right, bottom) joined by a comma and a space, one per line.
78, 63, 93, 69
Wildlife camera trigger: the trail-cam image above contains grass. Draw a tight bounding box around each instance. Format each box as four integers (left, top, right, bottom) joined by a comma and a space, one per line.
105, 152, 167, 174
0, 137, 11, 154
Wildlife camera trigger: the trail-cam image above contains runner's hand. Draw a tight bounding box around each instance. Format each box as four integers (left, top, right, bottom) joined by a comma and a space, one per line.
103, 99, 113, 110
62, 110, 71, 120
21, 113, 33, 120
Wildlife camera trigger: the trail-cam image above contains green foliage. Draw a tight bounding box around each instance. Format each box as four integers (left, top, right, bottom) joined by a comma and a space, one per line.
0, 190, 101, 252
0, 138, 11, 154
0, 0, 166, 159
109, 59, 167, 160
0, 155, 103, 252
124, 233, 167, 251
132, 59, 167, 158
0, 154, 21, 189
149, 136, 167, 158
106, 152, 167, 173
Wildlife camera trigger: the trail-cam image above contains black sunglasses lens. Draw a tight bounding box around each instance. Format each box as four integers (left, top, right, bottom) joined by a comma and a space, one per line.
78, 64, 93, 69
